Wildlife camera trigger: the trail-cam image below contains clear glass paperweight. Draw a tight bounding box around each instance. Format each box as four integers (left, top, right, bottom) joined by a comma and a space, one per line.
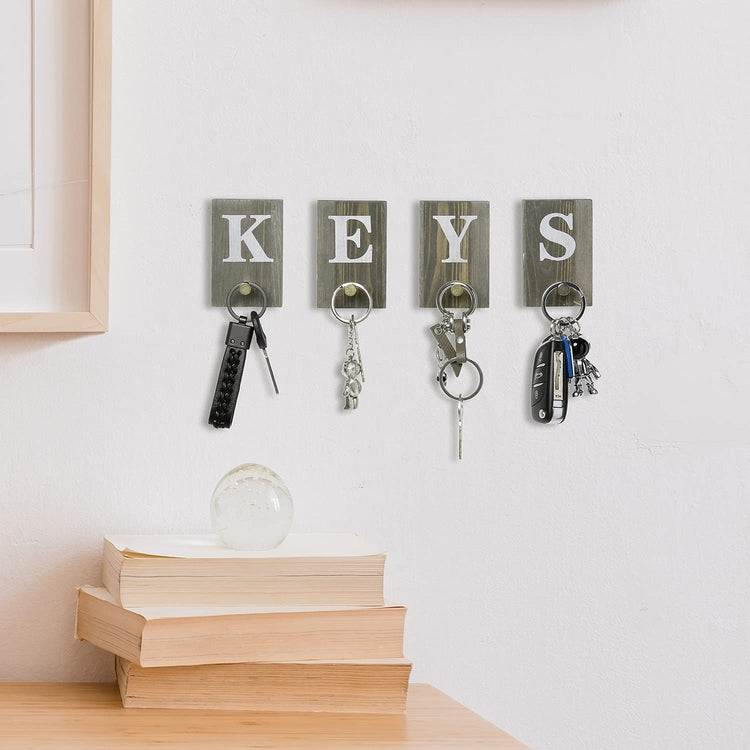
210, 463, 294, 550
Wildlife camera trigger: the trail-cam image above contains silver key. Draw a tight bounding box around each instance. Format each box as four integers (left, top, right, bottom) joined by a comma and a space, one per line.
351, 316, 365, 383
457, 395, 464, 460
249, 310, 280, 395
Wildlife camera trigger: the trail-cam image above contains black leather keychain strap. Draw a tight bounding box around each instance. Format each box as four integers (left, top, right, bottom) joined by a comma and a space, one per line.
208, 319, 254, 429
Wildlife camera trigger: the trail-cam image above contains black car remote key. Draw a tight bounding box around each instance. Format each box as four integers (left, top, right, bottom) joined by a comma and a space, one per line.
531, 338, 569, 424
208, 316, 254, 428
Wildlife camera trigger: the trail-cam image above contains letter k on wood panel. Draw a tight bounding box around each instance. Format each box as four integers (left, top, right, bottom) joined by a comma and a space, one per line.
212, 199, 283, 307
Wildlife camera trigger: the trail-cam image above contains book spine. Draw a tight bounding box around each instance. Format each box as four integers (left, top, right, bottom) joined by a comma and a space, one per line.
117, 658, 410, 713
101, 540, 124, 605
115, 555, 386, 608
140, 608, 406, 667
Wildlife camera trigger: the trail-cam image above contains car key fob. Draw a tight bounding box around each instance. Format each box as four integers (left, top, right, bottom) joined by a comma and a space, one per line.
531, 338, 568, 425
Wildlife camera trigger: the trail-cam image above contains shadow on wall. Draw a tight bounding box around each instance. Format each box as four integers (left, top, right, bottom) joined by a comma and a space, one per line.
0, 543, 113, 682
0, 333, 90, 361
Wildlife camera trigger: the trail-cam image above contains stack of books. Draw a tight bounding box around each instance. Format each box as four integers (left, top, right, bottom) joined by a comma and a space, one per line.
76, 533, 411, 712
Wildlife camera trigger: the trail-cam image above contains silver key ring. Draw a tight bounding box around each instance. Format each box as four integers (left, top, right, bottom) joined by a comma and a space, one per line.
226, 282, 267, 321
436, 281, 478, 317
330, 282, 373, 325
438, 357, 484, 401
541, 281, 586, 322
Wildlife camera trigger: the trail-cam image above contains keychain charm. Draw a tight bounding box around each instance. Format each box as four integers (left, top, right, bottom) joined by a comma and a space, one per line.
531, 281, 601, 425
342, 315, 364, 409
209, 282, 278, 429
431, 282, 484, 459
330, 282, 372, 410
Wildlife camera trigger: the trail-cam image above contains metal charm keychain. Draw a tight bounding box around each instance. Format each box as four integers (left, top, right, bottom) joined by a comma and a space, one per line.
330, 282, 372, 410
530, 281, 601, 425
209, 282, 279, 429
431, 281, 484, 459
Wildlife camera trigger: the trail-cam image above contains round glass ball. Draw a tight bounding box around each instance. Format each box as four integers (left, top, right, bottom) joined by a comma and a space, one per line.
210, 463, 293, 550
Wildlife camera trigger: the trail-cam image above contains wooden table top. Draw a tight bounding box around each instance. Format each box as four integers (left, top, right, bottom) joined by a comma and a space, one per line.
0, 682, 528, 749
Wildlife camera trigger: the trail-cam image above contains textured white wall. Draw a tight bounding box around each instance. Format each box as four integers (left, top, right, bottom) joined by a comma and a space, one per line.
1, 1, 749, 748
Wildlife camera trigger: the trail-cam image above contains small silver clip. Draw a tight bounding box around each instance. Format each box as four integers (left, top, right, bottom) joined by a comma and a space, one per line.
430, 323, 461, 376
453, 317, 467, 365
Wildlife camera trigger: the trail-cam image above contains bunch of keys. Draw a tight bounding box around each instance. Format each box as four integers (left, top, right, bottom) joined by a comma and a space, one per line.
530, 281, 601, 425
431, 281, 484, 459
208, 282, 279, 429
330, 282, 372, 410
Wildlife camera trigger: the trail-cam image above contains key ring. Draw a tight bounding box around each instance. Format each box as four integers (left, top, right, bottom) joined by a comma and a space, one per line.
330, 283, 373, 324
541, 281, 585, 322
436, 281, 478, 317
226, 282, 267, 321
438, 357, 484, 401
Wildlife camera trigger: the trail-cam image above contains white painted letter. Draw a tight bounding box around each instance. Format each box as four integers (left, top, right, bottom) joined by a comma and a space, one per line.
328, 216, 373, 263
539, 212, 576, 262
222, 214, 274, 263
434, 215, 477, 264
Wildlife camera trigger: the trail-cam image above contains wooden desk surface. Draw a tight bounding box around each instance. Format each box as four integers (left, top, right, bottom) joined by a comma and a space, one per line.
0, 682, 528, 750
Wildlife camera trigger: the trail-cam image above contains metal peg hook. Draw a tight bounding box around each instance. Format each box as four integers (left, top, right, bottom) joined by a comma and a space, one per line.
226, 281, 268, 321
436, 281, 478, 316
540, 281, 585, 322
330, 282, 373, 325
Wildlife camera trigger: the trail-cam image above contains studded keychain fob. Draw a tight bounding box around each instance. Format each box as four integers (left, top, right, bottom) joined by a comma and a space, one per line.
208, 317, 254, 428
531, 338, 569, 424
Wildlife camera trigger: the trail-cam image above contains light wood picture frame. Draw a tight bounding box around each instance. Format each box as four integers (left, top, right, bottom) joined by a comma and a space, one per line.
0, 0, 111, 333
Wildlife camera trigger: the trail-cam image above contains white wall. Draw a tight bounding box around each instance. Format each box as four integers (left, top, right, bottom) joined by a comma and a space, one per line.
1, 1, 749, 748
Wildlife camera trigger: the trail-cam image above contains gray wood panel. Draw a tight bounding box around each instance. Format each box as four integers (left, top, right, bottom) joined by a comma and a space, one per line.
211, 199, 283, 308
419, 201, 489, 309
316, 200, 387, 309
523, 199, 592, 307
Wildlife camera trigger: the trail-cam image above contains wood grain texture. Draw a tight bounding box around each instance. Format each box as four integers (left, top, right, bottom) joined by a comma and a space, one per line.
0, 0, 111, 333
522, 199, 592, 308
317, 201, 386, 309
0, 683, 529, 750
0, 311, 108, 333
419, 201, 489, 309
211, 199, 283, 308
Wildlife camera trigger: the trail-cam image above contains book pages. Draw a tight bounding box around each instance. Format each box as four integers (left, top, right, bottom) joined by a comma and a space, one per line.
81, 587, 399, 620
105, 533, 382, 559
